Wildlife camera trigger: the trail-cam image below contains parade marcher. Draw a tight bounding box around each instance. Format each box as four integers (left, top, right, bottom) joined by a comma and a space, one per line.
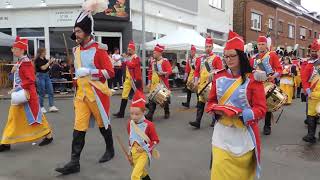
280, 56, 297, 105
145, 44, 172, 121
250, 36, 282, 135
127, 90, 160, 180
55, 1, 115, 174
207, 30, 267, 180
182, 45, 199, 108
113, 40, 142, 118
0, 37, 53, 152
301, 39, 320, 143
291, 50, 302, 99
188, 36, 223, 128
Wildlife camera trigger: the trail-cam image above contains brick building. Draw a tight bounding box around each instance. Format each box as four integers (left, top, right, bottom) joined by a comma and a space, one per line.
234, 0, 320, 57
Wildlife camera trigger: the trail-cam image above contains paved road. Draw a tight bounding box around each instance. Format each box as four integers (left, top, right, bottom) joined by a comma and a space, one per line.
0, 91, 319, 180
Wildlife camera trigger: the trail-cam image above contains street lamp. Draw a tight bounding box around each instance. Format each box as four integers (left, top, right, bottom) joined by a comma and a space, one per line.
141, 0, 146, 88
5, 1, 12, 8
40, 0, 47, 7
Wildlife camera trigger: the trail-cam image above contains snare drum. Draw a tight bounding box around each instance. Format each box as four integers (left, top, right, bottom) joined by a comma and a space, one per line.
199, 83, 212, 102
186, 80, 197, 92
148, 84, 171, 106
264, 82, 288, 112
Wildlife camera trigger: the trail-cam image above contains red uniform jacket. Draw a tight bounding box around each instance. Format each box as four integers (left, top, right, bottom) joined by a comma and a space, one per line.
184, 56, 198, 74
194, 52, 223, 79
18, 57, 40, 122
301, 62, 316, 91
123, 54, 143, 90
207, 69, 267, 177
250, 51, 282, 77
127, 119, 160, 151
148, 58, 172, 89
74, 40, 115, 126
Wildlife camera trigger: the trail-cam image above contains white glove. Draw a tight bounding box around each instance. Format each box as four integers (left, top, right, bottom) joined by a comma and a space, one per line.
253, 70, 267, 82
77, 67, 91, 77
208, 72, 214, 83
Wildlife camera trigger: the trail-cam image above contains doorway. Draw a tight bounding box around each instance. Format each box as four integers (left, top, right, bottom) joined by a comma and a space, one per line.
95, 32, 122, 55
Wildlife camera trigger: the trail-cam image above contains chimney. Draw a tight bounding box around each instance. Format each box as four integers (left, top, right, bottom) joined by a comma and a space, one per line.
291, 0, 301, 5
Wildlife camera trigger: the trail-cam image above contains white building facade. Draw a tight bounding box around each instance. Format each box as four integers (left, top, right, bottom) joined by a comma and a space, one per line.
0, 0, 233, 60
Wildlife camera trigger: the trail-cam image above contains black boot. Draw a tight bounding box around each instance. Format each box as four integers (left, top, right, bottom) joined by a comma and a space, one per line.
113, 99, 128, 118
189, 101, 205, 129
297, 86, 301, 98
99, 126, 115, 163
0, 144, 10, 152
303, 116, 317, 143
39, 137, 53, 146
145, 102, 156, 121
182, 90, 191, 108
55, 130, 86, 175
301, 93, 306, 102
142, 175, 151, 180
263, 112, 272, 135
164, 103, 170, 119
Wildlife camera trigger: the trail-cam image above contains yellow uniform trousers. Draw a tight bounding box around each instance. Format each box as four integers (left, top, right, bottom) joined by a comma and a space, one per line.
74, 97, 105, 131
122, 78, 133, 99
280, 84, 294, 104
1, 105, 51, 144
308, 77, 320, 116
131, 143, 149, 180
211, 146, 255, 180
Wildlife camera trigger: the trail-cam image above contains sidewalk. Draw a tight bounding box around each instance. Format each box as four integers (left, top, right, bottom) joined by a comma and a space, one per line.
0, 87, 184, 100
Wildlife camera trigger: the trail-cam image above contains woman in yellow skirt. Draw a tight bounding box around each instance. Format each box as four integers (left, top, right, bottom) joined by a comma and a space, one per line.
280, 56, 297, 105
207, 30, 267, 180
0, 37, 53, 152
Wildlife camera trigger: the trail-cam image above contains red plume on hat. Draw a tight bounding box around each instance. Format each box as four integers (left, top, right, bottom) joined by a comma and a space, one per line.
191, 45, 196, 51
224, 30, 244, 51
131, 90, 146, 108
128, 40, 135, 51
154, 44, 165, 53
310, 39, 320, 51
205, 36, 213, 45
257, 36, 267, 43
13, 36, 28, 51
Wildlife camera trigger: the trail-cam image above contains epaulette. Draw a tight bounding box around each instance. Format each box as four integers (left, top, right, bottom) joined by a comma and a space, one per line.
72, 45, 80, 53
97, 42, 108, 51
20, 56, 31, 63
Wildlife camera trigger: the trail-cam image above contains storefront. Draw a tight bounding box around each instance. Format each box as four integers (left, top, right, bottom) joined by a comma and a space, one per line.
0, 0, 132, 61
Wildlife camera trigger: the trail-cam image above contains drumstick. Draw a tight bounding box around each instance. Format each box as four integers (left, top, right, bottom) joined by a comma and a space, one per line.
275, 109, 284, 124
116, 135, 133, 166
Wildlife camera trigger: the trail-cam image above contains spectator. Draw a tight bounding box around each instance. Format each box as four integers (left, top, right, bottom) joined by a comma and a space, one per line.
50, 61, 68, 93
34, 48, 59, 113
111, 48, 123, 90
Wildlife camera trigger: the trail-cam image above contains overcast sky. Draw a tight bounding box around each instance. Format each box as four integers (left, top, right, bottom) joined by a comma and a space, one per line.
301, 0, 320, 13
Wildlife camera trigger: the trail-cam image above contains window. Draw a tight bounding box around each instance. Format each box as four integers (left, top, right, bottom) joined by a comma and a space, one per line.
49, 27, 76, 59
0, 28, 12, 35
251, 13, 262, 31
209, 0, 222, 9
288, 25, 295, 39
300, 27, 306, 40
278, 21, 284, 32
309, 29, 312, 38
268, 18, 273, 30
314, 32, 317, 39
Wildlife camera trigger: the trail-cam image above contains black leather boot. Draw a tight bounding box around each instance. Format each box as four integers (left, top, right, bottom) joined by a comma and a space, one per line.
296, 86, 301, 98
263, 112, 272, 135
113, 99, 128, 118
303, 116, 317, 144
0, 144, 11, 152
55, 130, 86, 175
189, 101, 205, 129
99, 126, 115, 163
182, 90, 191, 108
142, 175, 151, 180
164, 103, 170, 119
145, 102, 156, 121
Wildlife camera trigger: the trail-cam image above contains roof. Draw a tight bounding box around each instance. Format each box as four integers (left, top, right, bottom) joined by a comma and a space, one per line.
264, 0, 320, 23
